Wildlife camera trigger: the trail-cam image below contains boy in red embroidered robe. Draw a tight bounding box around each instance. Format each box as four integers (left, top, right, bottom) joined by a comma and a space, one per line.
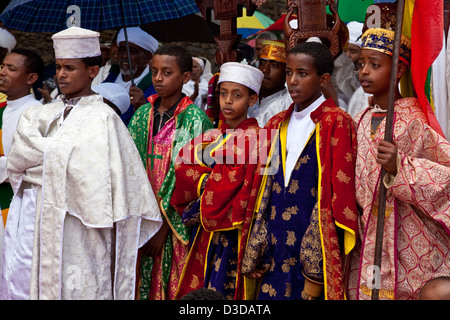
242, 42, 358, 300
128, 45, 213, 300
347, 28, 450, 300
171, 62, 264, 300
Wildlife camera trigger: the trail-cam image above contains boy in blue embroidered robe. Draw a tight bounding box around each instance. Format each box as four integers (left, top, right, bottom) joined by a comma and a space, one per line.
242, 42, 358, 300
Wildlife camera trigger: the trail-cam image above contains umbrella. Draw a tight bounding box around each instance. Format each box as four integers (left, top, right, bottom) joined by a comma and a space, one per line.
246, 13, 295, 39
0, 0, 200, 32
141, 12, 220, 43
237, 7, 274, 39
0, 0, 200, 85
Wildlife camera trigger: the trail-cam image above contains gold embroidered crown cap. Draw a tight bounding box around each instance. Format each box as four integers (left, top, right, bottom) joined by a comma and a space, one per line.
260, 40, 287, 63
218, 62, 264, 95
360, 28, 411, 65
52, 26, 101, 59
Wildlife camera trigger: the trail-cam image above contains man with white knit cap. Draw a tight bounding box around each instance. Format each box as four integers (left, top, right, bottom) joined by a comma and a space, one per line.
103, 26, 159, 125
1, 26, 162, 300
182, 57, 209, 110
345, 21, 364, 71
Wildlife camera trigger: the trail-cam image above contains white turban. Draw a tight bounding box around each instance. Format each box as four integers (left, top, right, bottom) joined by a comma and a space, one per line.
117, 27, 159, 54
0, 28, 16, 52
92, 83, 131, 115
218, 62, 264, 95
347, 21, 364, 46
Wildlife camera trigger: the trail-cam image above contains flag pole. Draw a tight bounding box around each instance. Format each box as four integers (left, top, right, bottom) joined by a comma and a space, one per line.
371, 0, 406, 300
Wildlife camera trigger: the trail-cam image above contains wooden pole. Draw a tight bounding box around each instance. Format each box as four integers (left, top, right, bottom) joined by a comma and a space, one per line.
371, 0, 406, 300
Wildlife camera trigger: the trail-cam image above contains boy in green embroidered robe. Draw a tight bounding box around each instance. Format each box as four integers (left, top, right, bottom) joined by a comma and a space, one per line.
128, 45, 213, 300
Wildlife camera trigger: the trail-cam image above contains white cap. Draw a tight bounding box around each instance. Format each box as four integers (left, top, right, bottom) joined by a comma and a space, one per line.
0, 28, 16, 52
117, 27, 158, 54
347, 21, 363, 46
52, 26, 101, 59
218, 62, 264, 95
92, 83, 130, 115
306, 37, 323, 44
289, 19, 298, 29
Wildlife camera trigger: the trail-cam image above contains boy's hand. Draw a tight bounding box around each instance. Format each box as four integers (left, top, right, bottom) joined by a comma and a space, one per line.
244, 269, 265, 279
376, 140, 398, 175
129, 86, 147, 111
141, 220, 170, 257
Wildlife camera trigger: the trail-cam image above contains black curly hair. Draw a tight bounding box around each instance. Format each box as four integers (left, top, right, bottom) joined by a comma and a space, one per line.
154, 44, 192, 73
288, 41, 334, 76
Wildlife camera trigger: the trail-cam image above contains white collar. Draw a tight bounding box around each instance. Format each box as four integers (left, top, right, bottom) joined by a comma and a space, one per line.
293, 95, 326, 119
6, 94, 36, 109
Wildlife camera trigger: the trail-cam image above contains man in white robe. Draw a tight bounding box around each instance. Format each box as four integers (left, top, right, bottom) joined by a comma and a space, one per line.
0, 49, 44, 186
182, 57, 209, 110
0, 49, 44, 276
1, 26, 162, 300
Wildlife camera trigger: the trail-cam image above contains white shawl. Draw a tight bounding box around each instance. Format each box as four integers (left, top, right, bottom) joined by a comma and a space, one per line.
3, 95, 162, 299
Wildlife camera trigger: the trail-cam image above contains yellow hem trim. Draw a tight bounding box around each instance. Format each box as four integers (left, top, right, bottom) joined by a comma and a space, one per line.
335, 221, 356, 255
208, 133, 230, 158
315, 124, 328, 300
279, 119, 288, 178
193, 142, 210, 168
197, 173, 209, 197
0, 128, 3, 156
201, 219, 243, 233
254, 129, 280, 214
1, 208, 8, 227
158, 199, 189, 246
204, 231, 214, 277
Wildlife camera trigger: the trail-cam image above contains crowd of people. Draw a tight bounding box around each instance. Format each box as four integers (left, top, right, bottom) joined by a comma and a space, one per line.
0, 3, 450, 301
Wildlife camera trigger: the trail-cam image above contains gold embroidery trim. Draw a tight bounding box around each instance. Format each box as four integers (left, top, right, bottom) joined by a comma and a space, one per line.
360, 285, 395, 300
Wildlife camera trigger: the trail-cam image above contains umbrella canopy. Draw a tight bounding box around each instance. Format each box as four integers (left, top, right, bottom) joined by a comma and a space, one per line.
237, 8, 274, 39
245, 13, 295, 40
0, 0, 200, 32
141, 12, 219, 43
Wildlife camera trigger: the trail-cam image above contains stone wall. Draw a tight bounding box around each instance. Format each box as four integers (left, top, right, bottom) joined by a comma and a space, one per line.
7, 0, 288, 75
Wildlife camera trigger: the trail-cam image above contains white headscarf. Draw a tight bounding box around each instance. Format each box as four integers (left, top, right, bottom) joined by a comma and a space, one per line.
92, 83, 130, 115
0, 28, 16, 52
193, 57, 204, 71
117, 27, 159, 54
347, 21, 363, 46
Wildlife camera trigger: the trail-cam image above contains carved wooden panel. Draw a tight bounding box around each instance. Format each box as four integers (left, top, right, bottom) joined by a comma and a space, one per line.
195, 0, 258, 64
284, 0, 341, 57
